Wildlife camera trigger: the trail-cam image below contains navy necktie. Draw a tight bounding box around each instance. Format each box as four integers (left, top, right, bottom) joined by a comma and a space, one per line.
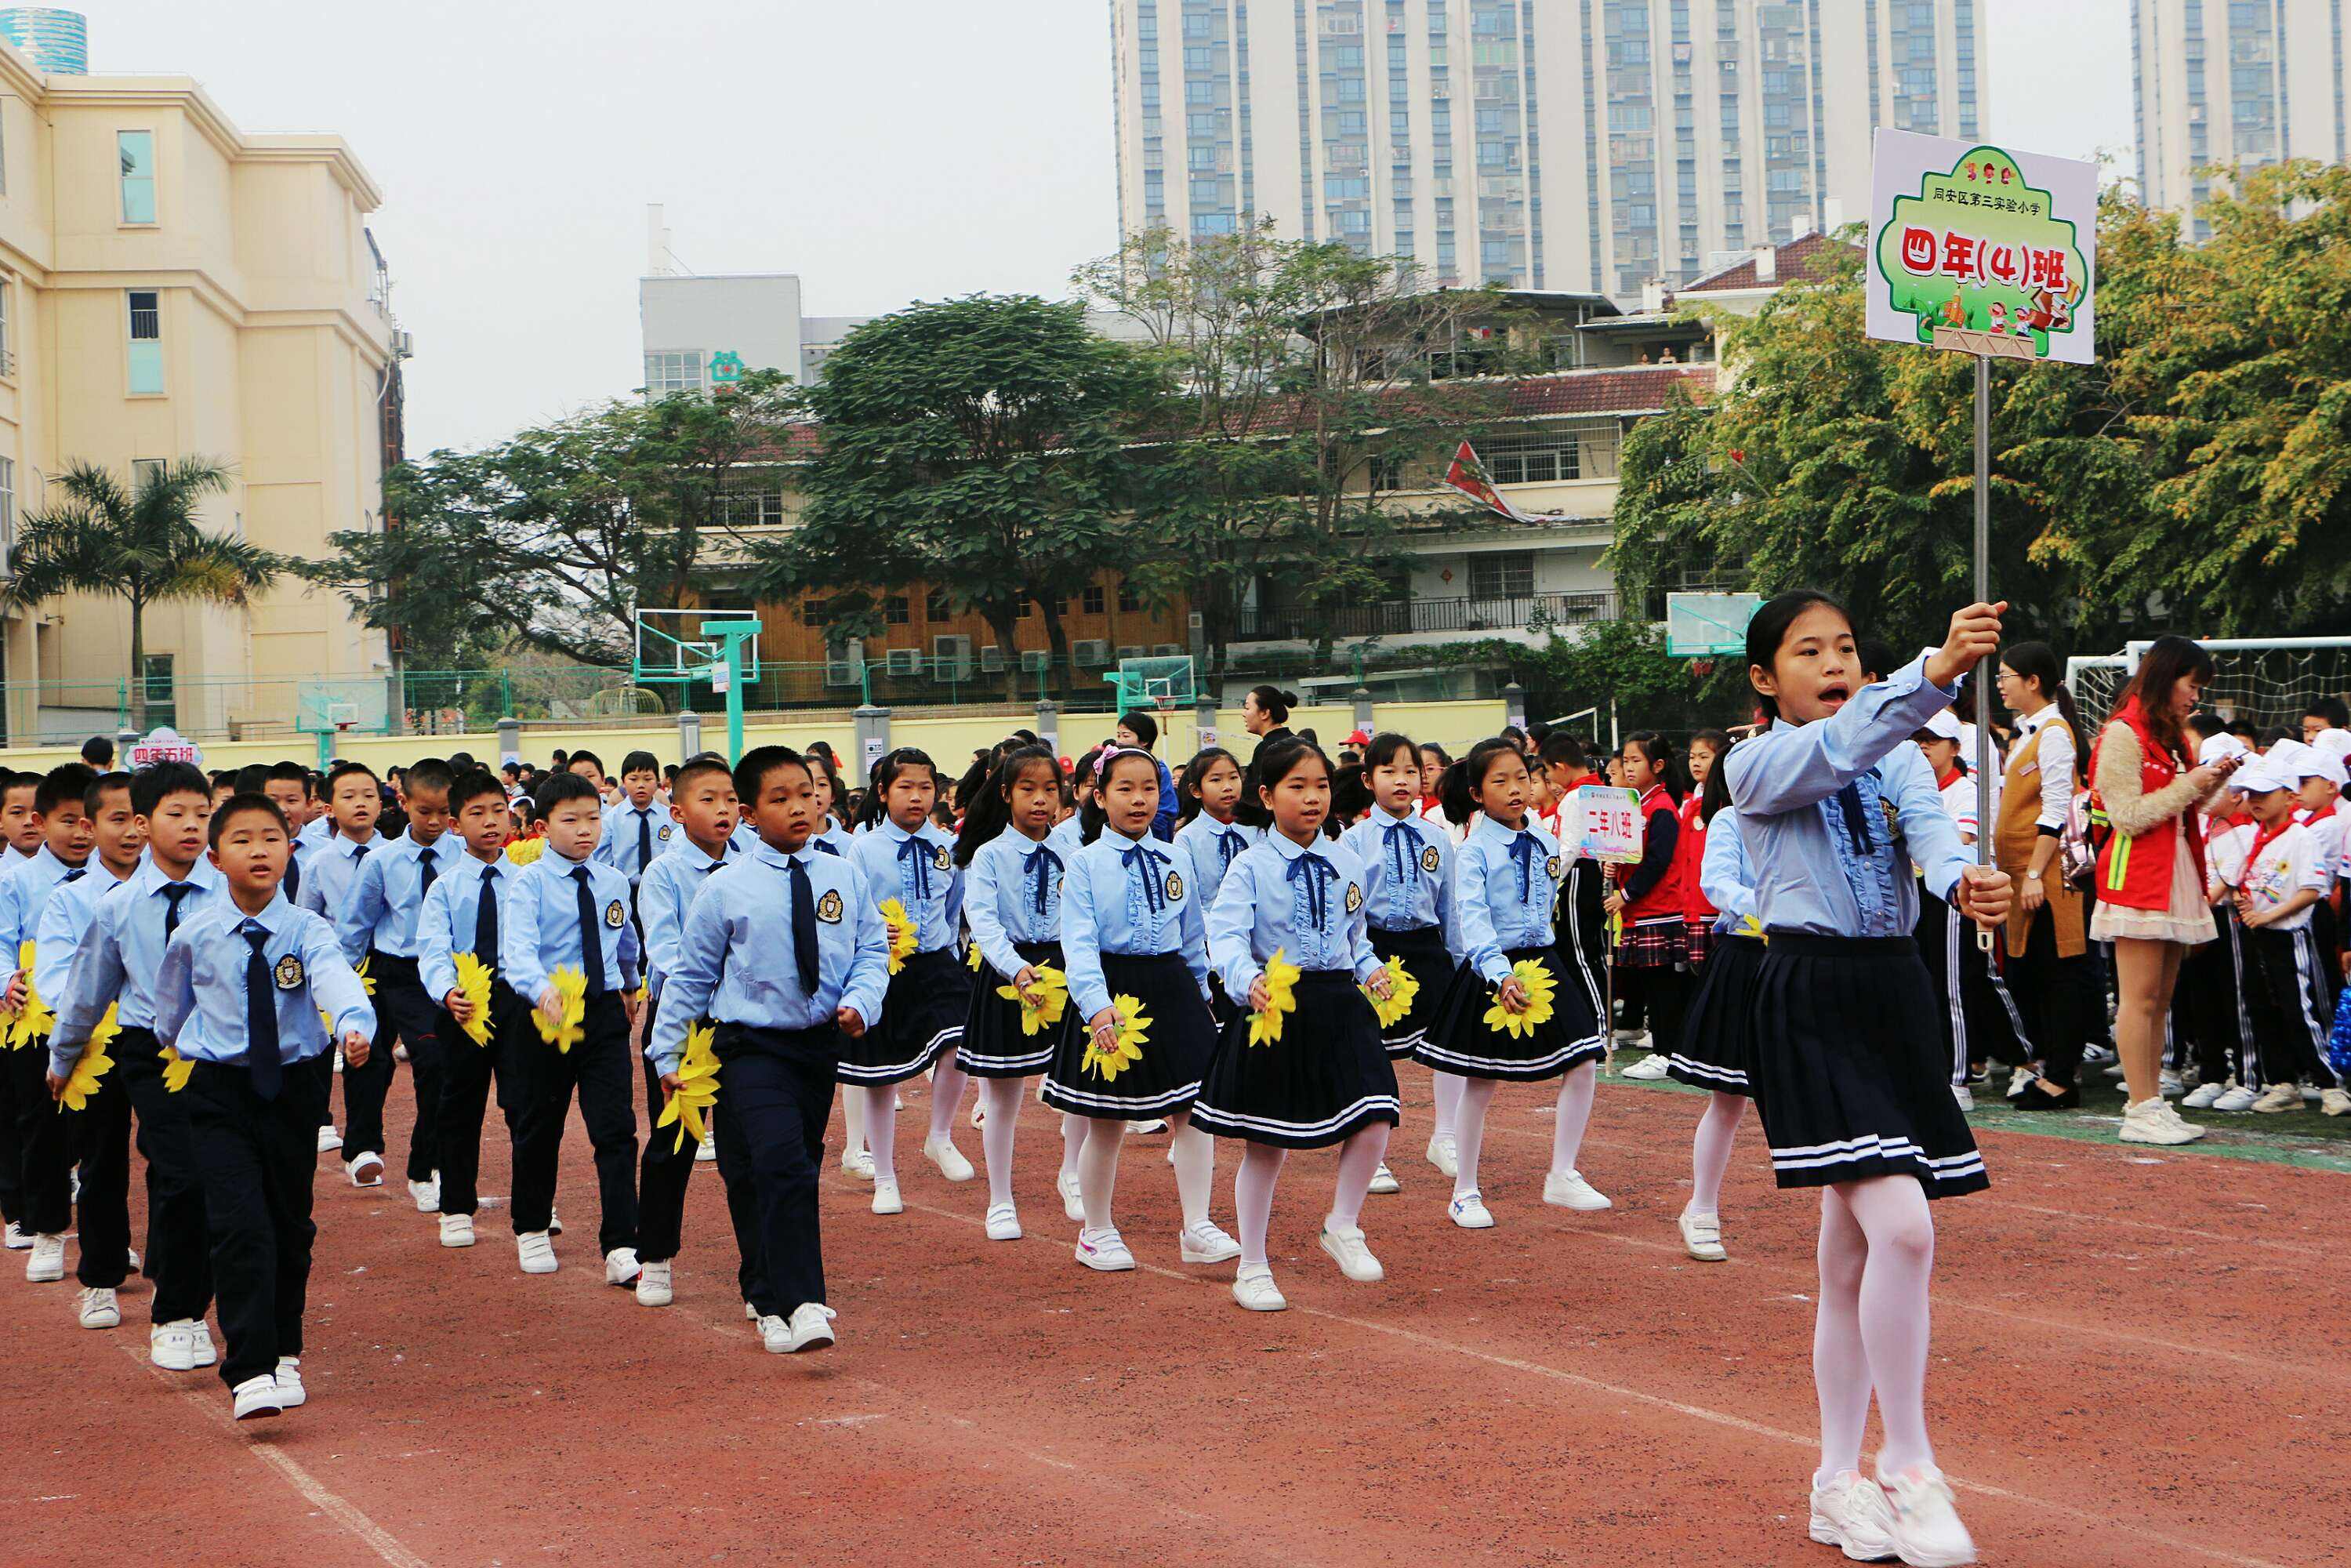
474, 866, 499, 973
1026, 845, 1062, 916
161, 881, 198, 938
637, 811, 652, 875
61, 866, 85, 884
812, 838, 843, 857
1286, 851, 1337, 930
283, 853, 300, 902
571, 866, 606, 996
1834, 782, 1875, 855
419, 846, 438, 895
788, 855, 821, 996
243, 921, 282, 1102
352, 842, 370, 867
1121, 844, 1165, 915
897, 834, 934, 902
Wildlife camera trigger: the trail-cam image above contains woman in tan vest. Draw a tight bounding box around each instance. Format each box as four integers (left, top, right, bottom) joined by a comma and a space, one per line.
1993, 643, 2100, 1108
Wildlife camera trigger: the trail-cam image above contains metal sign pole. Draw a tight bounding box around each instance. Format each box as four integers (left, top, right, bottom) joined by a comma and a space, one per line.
1973, 350, 1994, 875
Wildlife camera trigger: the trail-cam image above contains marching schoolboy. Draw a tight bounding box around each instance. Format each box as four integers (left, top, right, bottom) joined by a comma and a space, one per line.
2, 769, 42, 863
154, 793, 374, 1420
299, 760, 388, 1163
596, 749, 669, 894
1, 764, 98, 1279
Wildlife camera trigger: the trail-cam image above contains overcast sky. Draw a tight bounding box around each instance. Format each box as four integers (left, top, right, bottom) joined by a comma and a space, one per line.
93, 0, 2137, 456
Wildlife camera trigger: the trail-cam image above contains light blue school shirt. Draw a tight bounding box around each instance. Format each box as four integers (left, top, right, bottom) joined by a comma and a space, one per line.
597, 798, 672, 887
1206, 830, 1380, 996
1451, 815, 1566, 983
646, 842, 890, 1073
415, 855, 520, 1005
963, 829, 1065, 978
33, 862, 132, 1008
1724, 652, 1973, 938
296, 830, 383, 922
336, 829, 465, 962
1173, 814, 1259, 916
637, 837, 738, 1000
500, 848, 641, 1001
155, 893, 375, 1065
49, 852, 228, 1075
1340, 805, 1453, 934
847, 818, 963, 953
2, 844, 86, 953
1698, 809, 1758, 932
1060, 826, 1209, 1020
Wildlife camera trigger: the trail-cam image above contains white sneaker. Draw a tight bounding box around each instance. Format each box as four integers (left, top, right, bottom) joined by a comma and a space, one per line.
1130, 1119, 1168, 1134
635, 1259, 673, 1306
438, 1212, 475, 1248
274, 1356, 307, 1409
1179, 1220, 1241, 1264
743, 1299, 759, 1322
1678, 1209, 1726, 1262
923, 1137, 975, 1183
984, 1202, 1022, 1241
1232, 1262, 1287, 1311
2119, 1097, 2205, 1145
2103, 1059, 2129, 1079
840, 1148, 876, 1181
151, 1320, 198, 1371
604, 1247, 642, 1287
1449, 1191, 1495, 1229
2181, 1079, 2227, 1109
1319, 1221, 1384, 1282
970, 1095, 987, 1129
407, 1174, 441, 1214
190, 1321, 216, 1367
2082, 1041, 2116, 1064
76, 1286, 120, 1328
1074, 1226, 1135, 1271
2252, 1082, 2303, 1113
1543, 1169, 1613, 1211
547, 1203, 564, 1236
231, 1374, 284, 1421
26, 1233, 65, 1282
2322, 1088, 2351, 1117
344, 1152, 385, 1187
2, 1221, 27, 1250
1809, 1470, 1898, 1562
1620, 1053, 1672, 1080
1058, 1170, 1085, 1222
1878, 1465, 1976, 1566
394, 1041, 409, 1062
695, 1131, 717, 1163
125, 1247, 140, 1270
2211, 1083, 2259, 1112
333, 1047, 343, 1074
1950, 1083, 1975, 1112
316, 1124, 343, 1153
1367, 1161, 1400, 1195
1612, 1028, 1652, 1048
2158, 1069, 2183, 1098
871, 1177, 904, 1215
517, 1232, 558, 1274
2005, 1068, 2038, 1101
778, 1301, 837, 1353
1424, 1134, 1458, 1178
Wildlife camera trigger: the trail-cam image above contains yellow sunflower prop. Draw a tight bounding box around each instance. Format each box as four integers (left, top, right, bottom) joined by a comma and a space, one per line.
504, 837, 546, 866
877, 898, 919, 976
657, 1021, 721, 1155
966, 943, 982, 972
452, 953, 496, 1046
57, 1026, 114, 1112
1247, 948, 1301, 1047
354, 955, 379, 996
535, 967, 588, 1054
159, 1040, 194, 1093
1363, 954, 1419, 1030
996, 964, 1069, 1036
1083, 994, 1149, 1081
9, 941, 52, 1048
1482, 957, 1558, 1040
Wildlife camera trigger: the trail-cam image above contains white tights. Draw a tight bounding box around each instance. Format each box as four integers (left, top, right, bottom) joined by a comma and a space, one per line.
1450, 1062, 1598, 1198
927, 1058, 970, 1150
978, 1078, 1029, 1207
1430, 1070, 1466, 1140
1688, 1092, 1745, 1217
1813, 1176, 1939, 1482
1078, 1112, 1213, 1233
1232, 1125, 1392, 1268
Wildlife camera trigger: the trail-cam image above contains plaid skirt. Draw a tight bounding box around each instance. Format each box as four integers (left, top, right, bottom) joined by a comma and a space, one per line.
1617, 916, 1689, 969
1684, 919, 1715, 971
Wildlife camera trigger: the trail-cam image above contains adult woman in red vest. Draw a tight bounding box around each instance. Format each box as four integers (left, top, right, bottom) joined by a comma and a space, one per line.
2089, 636, 2242, 1145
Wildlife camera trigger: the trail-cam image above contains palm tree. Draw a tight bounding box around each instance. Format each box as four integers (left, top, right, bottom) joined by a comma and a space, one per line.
5, 458, 290, 731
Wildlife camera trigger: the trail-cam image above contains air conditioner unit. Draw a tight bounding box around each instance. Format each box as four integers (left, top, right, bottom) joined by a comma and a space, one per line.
980, 644, 1006, 673
1018, 650, 1050, 673
1152, 643, 1182, 658
393, 329, 415, 360
931, 634, 974, 679
1074, 639, 1112, 667
883, 648, 923, 677
1117, 644, 1147, 661
824, 659, 860, 688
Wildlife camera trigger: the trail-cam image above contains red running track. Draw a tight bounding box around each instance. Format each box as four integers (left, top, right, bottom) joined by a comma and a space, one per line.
2, 1065, 2342, 1567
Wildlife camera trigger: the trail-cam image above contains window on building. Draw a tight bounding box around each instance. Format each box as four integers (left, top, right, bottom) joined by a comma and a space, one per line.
118, 131, 157, 223
141, 653, 176, 732
883, 594, 910, 625
716, 486, 784, 529
1083, 583, 1106, 615
130, 457, 167, 492
0, 278, 11, 376
1118, 578, 1142, 612
644, 351, 703, 397
0, 455, 13, 576
1478, 423, 1623, 483
1467, 551, 1536, 600
126, 290, 163, 395
926, 588, 951, 621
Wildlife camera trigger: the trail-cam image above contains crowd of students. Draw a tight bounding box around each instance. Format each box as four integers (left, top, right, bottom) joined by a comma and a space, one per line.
4, 619, 2333, 1566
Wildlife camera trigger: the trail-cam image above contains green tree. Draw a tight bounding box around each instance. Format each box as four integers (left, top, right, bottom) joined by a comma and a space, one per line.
5, 459, 288, 731
745, 295, 1156, 702
1438, 618, 1740, 739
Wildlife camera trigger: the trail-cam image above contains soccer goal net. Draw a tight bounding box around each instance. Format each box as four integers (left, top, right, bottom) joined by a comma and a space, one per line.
2069, 637, 2351, 735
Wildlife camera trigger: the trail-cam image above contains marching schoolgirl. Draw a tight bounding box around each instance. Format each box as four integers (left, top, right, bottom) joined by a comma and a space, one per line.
1339, 732, 1454, 1197
807, 750, 854, 859
1039, 748, 1238, 1272
844, 749, 974, 1215
1726, 590, 2008, 1566
1414, 739, 1609, 1229
1606, 733, 1688, 1056
953, 744, 1068, 1241
1661, 747, 1758, 1263
1198, 735, 1401, 1310
1536, 731, 1609, 1091
1173, 748, 1257, 1027
1624, 731, 1724, 1081
1043, 746, 1103, 1218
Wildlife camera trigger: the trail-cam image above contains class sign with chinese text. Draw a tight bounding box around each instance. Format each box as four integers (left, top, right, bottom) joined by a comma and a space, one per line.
1574, 786, 1645, 865
1867, 129, 2097, 366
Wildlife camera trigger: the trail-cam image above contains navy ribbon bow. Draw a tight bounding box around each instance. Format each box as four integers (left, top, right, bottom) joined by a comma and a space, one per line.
897, 833, 934, 902
1120, 844, 1165, 916
1504, 830, 1540, 902
1025, 844, 1063, 916
1286, 851, 1338, 930
1217, 829, 1246, 869
1383, 822, 1419, 887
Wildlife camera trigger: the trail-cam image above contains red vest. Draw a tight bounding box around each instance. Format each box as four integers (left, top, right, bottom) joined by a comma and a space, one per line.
1678, 794, 1716, 923
1621, 785, 1686, 924
2089, 698, 2204, 911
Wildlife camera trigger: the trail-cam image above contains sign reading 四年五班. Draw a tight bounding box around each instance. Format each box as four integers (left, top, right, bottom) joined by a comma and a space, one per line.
1867, 129, 2095, 366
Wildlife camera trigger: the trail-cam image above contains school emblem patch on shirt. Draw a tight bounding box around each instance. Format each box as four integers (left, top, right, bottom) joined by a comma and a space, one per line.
1420, 844, 1442, 873
1164, 872, 1184, 902
604, 899, 627, 929
1546, 855, 1562, 880
1344, 882, 1364, 914
933, 844, 952, 871
657, 823, 673, 841
816, 888, 844, 924
273, 953, 306, 992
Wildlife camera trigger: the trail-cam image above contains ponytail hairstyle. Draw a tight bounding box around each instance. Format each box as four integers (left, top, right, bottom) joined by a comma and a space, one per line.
1698, 742, 1734, 826
953, 744, 1060, 867
1745, 588, 1854, 724
1999, 640, 2089, 781
1078, 747, 1163, 845
2111, 633, 2215, 767
1246, 684, 1298, 727
951, 750, 995, 815
1622, 730, 1688, 800
1439, 736, 1526, 826
1329, 760, 1371, 836
804, 746, 848, 826
857, 747, 940, 830
1175, 746, 1240, 825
